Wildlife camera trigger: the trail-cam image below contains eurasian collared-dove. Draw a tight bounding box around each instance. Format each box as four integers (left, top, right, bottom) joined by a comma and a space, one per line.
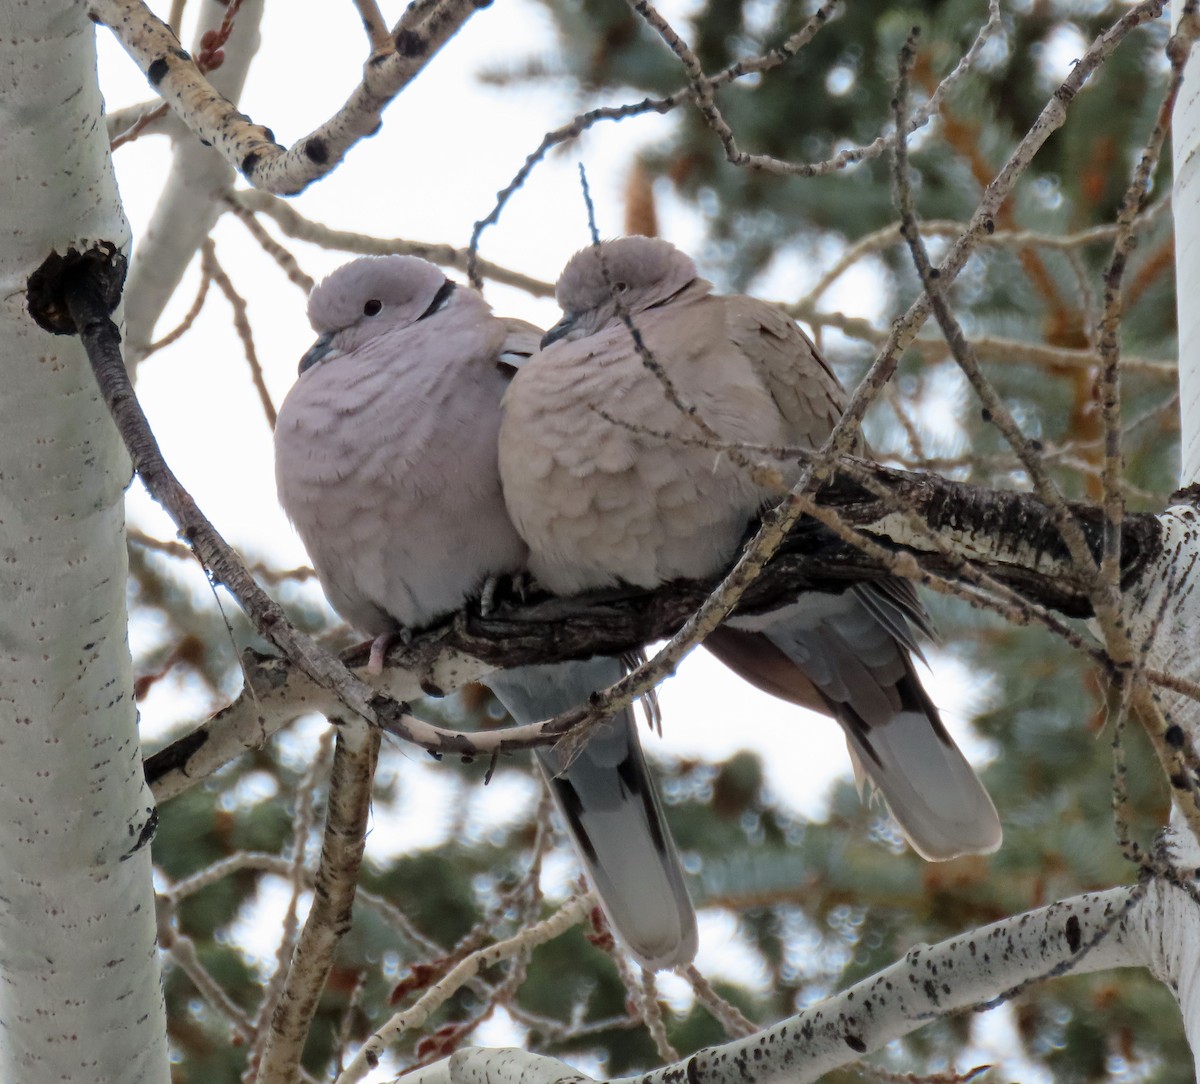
498, 236, 1002, 861
273, 255, 697, 970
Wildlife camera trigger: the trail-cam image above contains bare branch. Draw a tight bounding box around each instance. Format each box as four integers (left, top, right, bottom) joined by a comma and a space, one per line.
637, 969, 679, 1063
203, 240, 278, 428
466, 0, 1004, 277
257, 724, 380, 1084
224, 197, 315, 293
248, 729, 333, 1077
467, 0, 842, 283
337, 896, 591, 1083
891, 35, 1102, 590
805, 206, 1171, 305
142, 459, 1166, 802
683, 966, 757, 1039
228, 190, 553, 296
141, 258, 212, 357
352, 0, 392, 54
92, 0, 483, 194
1094, 18, 1189, 585
129, 527, 317, 583
405, 884, 1168, 1083
162, 851, 446, 959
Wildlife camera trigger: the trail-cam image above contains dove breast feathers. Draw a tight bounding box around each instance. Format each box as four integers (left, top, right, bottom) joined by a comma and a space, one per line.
499, 279, 846, 596
275, 285, 527, 634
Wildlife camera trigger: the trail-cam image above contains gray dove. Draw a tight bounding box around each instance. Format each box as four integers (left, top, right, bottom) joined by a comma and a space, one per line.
498, 236, 1002, 861
274, 255, 697, 970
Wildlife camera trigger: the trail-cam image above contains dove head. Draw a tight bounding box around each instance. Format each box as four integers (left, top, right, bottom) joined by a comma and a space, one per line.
544, 237, 700, 347
298, 255, 469, 374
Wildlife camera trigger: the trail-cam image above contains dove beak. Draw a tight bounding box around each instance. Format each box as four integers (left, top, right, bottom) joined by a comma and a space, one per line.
298, 331, 338, 375
540, 313, 580, 349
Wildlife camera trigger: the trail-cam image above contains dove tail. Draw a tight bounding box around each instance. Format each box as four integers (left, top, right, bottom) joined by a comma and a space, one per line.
838, 692, 1002, 860
719, 585, 1001, 861
487, 658, 697, 970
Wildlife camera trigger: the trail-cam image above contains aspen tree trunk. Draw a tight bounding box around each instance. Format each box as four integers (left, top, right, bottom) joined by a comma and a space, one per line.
1175, 6, 1200, 484
1151, 3, 1200, 1060
0, 3, 169, 1080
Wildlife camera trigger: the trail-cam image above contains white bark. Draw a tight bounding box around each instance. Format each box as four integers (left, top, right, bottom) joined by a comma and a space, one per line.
147, 644, 495, 802
1107, 505, 1200, 1072
1174, 3, 1200, 482
92, 0, 483, 195
1065, 5, 1200, 1070
123, 0, 265, 368
401, 884, 1190, 1084
0, 3, 168, 1081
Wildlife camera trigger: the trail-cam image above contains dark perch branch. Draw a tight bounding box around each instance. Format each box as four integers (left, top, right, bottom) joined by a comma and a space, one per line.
143, 461, 1164, 793
449, 465, 1162, 666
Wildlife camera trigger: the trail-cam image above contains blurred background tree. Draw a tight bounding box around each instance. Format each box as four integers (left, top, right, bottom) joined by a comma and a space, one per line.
118, 1, 1186, 1081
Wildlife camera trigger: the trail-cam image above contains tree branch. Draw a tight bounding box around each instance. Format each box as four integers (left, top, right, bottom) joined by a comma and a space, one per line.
401, 878, 1189, 1083
227, 190, 553, 296
143, 459, 1167, 801
91, 0, 484, 195
257, 723, 380, 1084
337, 897, 591, 1084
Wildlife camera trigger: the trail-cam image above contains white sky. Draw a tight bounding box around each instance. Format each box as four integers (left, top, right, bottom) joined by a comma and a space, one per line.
97, 1, 1015, 1077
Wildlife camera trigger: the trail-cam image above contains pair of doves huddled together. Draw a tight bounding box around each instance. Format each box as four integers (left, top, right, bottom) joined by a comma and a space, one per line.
274, 237, 1002, 971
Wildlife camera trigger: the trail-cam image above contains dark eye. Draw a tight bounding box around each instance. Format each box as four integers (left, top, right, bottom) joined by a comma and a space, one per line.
614, 281, 629, 293
363, 299, 383, 317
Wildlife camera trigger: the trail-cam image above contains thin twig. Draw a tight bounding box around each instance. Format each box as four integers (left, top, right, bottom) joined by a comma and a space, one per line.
638, 968, 679, 1063
467, 0, 843, 285
162, 850, 446, 959
110, 101, 171, 150
224, 198, 315, 293
352, 0, 392, 53
891, 29, 1105, 604
684, 964, 757, 1038
142, 260, 212, 357
227, 190, 552, 296
1094, 19, 1186, 589
129, 527, 318, 583
203, 240, 278, 428
805, 204, 1171, 304
466, 0, 1008, 283
160, 922, 256, 1037
337, 897, 590, 1084
627, 0, 737, 167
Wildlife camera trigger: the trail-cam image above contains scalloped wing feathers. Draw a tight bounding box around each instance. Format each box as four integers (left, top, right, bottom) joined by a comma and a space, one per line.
500, 237, 1001, 861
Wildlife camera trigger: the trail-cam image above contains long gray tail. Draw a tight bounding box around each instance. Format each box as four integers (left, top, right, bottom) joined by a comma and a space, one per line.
486, 657, 697, 970
711, 582, 1001, 861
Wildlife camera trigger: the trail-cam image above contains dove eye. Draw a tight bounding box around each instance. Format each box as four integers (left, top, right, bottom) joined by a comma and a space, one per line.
614, 282, 629, 293
363, 299, 383, 317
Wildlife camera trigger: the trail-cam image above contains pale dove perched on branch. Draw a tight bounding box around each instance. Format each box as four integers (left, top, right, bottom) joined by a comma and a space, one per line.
499, 236, 1002, 861
273, 255, 697, 970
